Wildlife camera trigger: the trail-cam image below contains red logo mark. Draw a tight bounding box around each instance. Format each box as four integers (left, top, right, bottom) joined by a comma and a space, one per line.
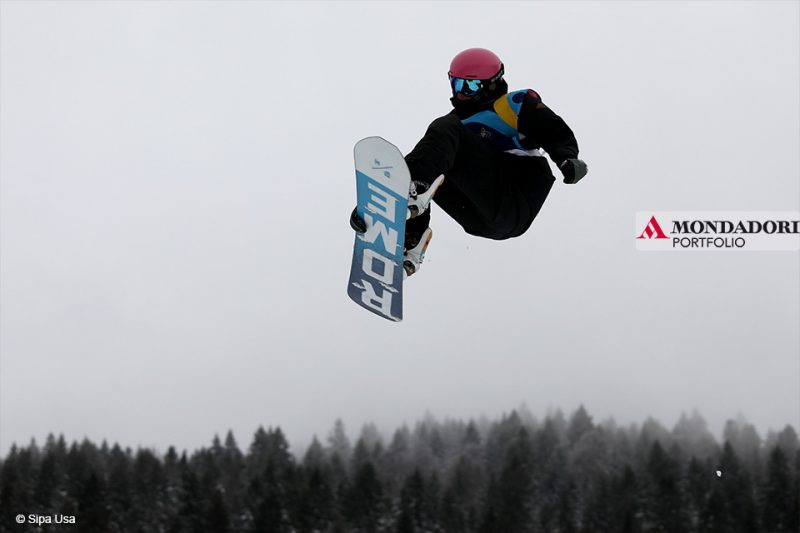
637, 216, 669, 239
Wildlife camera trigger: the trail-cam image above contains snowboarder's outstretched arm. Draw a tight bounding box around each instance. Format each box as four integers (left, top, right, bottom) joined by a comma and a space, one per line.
518, 90, 587, 184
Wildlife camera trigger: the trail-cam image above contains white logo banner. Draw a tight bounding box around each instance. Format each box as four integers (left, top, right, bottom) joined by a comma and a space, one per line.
636, 212, 800, 251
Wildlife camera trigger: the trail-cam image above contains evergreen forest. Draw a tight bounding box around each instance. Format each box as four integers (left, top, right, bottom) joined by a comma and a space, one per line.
1, 407, 798, 532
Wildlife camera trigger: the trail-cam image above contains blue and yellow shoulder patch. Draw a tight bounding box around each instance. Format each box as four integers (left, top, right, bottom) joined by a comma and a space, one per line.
460, 90, 533, 151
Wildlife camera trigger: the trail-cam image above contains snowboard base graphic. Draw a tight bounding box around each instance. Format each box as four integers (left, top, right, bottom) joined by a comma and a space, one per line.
347, 137, 410, 322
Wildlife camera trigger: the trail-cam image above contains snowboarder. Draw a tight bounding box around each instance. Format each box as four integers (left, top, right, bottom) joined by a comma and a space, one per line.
350, 47, 588, 277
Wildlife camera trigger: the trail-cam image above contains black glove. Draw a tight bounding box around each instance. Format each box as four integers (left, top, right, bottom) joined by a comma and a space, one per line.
350, 207, 367, 233
559, 158, 588, 184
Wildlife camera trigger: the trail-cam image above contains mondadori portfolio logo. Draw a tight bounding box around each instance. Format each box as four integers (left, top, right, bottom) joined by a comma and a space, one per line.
636, 212, 800, 251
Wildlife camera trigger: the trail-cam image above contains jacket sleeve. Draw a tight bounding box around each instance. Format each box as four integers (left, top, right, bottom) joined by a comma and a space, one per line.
517, 90, 579, 166
404, 114, 461, 185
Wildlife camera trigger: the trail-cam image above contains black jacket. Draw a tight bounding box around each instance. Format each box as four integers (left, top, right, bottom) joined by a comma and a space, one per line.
452, 88, 579, 166
403, 89, 579, 239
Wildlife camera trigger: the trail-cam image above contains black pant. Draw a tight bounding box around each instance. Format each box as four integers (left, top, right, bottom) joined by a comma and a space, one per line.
404, 113, 555, 243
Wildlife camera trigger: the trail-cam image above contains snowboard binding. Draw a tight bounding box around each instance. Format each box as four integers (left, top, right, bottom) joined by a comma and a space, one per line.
407, 175, 445, 219
403, 227, 433, 279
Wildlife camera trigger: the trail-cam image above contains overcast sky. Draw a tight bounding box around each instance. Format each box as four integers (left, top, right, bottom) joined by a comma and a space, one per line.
1, 1, 798, 455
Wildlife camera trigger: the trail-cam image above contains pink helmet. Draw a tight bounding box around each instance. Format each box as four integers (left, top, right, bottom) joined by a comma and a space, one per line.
448, 48, 504, 81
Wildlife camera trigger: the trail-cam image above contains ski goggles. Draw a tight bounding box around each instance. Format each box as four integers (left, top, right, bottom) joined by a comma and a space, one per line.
448, 75, 483, 96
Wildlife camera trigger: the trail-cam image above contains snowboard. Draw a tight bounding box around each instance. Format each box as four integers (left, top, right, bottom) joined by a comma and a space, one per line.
347, 137, 410, 322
